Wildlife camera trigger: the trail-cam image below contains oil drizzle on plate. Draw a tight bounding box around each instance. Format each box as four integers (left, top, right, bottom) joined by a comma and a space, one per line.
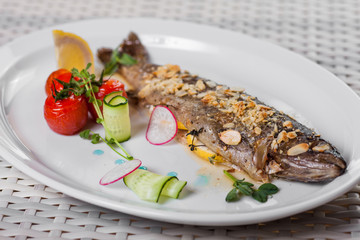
93, 149, 104, 155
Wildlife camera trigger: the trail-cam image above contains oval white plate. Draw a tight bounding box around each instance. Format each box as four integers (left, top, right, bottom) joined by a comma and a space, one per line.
1, 18, 360, 226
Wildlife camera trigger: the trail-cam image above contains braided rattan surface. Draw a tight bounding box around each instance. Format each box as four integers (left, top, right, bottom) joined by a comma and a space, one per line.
1, 0, 360, 239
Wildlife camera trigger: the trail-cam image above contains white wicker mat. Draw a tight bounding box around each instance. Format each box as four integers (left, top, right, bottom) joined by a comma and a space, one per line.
1, 0, 360, 239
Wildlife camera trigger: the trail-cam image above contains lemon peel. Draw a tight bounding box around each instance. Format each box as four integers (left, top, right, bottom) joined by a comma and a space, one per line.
52, 30, 94, 73
177, 121, 187, 130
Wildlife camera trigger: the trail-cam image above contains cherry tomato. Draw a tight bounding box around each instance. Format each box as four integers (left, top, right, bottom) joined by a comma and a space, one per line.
44, 94, 88, 135
88, 79, 127, 120
45, 69, 72, 96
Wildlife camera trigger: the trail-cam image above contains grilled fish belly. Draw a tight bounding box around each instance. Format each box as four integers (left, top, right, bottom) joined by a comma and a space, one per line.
98, 32, 346, 183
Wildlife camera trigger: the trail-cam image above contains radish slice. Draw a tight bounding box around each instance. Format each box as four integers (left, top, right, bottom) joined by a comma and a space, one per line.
99, 159, 142, 186
146, 105, 178, 145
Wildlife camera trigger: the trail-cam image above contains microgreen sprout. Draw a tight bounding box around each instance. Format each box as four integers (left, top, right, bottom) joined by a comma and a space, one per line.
72, 63, 133, 160
52, 63, 133, 160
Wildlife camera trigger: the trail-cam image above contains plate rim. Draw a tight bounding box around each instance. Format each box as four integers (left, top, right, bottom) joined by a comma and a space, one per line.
0, 17, 359, 226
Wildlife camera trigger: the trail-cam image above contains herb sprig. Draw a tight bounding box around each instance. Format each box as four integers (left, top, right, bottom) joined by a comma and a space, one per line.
186, 128, 205, 151
224, 170, 279, 203
52, 63, 133, 160
104, 47, 138, 76
74, 63, 133, 160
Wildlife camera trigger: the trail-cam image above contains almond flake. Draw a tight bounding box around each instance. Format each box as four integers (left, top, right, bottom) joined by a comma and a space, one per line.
312, 144, 330, 152
219, 130, 241, 145
287, 131, 297, 139
283, 121, 293, 129
254, 126, 262, 135
223, 122, 235, 129
195, 79, 206, 91
287, 143, 309, 156
277, 130, 289, 144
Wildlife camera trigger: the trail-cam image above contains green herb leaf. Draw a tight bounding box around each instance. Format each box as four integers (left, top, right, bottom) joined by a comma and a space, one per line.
225, 188, 241, 202
96, 99, 103, 107
92, 85, 99, 93
223, 170, 279, 203
96, 118, 103, 124
103, 48, 138, 76
208, 156, 215, 165
117, 53, 137, 65
234, 180, 254, 196
252, 190, 268, 203
72, 63, 133, 160
79, 129, 91, 139
80, 130, 101, 144
258, 183, 279, 195
91, 133, 101, 144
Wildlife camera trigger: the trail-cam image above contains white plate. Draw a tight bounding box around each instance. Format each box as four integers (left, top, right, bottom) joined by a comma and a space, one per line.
1, 18, 360, 226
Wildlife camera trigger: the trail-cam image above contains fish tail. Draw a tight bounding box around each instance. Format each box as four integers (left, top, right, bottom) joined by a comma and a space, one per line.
97, 32, 150, 90
120, 32, 149, 65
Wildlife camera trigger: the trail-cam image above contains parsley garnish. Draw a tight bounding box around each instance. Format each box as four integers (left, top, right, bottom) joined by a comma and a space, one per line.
224, 170, 279, 203
104, 47, 138, 76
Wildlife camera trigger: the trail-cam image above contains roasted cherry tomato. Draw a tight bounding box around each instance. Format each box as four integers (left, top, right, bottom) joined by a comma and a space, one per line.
45, 69, 72, 96
88, 79, 127, 120
44, 94, 88, 135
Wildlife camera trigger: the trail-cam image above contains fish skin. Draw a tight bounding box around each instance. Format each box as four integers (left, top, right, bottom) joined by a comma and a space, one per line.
97, 32, 346, 183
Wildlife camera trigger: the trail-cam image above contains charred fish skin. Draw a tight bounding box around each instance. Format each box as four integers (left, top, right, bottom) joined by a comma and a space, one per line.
97, 32, 346, 183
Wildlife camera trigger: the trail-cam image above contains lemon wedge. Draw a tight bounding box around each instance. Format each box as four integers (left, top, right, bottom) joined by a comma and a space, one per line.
186, 132, 224, 163
52, 30, 94, 73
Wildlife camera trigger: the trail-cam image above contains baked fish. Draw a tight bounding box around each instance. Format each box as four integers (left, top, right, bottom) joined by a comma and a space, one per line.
98, 32, 346, 183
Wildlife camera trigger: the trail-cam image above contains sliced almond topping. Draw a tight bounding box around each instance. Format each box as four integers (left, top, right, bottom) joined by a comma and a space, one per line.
166, 64, 181, 73
312, 144, 330, 152
273, 124, 279, 134
271, 139, 278, 151
267, 160, 283, 174
223, 122, 235, 129
258, 105, 272, 111
201, 94, 217, 104
287, 131, 297, 139
219, 130, 241, 145
283, 121, 293, 129
287, 143, 309, 156
277, 130, 289, 144
195, 79, 206, 91
254, 126, 262, 135
205, 80, 217, 88
229, 86, 245, 92
175, 90, 188, 97
187, 88, 197, 95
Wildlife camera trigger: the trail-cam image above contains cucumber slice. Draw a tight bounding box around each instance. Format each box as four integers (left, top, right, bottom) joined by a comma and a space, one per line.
103, 91, 131, 142
123, 169, 175, 202
161, 178, 187, 199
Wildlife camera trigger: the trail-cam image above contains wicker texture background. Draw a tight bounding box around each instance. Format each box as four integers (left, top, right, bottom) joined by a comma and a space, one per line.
1, 0, 360, 239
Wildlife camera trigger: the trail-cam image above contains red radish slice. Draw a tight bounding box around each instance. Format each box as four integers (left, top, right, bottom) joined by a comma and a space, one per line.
146, 105, 178, 145
99, 159, 142, 186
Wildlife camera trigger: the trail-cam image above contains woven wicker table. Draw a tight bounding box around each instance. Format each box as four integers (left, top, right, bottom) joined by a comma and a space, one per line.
1, 0, 360, 239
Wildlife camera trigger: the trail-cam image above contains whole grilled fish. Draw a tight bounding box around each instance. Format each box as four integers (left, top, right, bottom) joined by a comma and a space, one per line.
98, 32, 346, 183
